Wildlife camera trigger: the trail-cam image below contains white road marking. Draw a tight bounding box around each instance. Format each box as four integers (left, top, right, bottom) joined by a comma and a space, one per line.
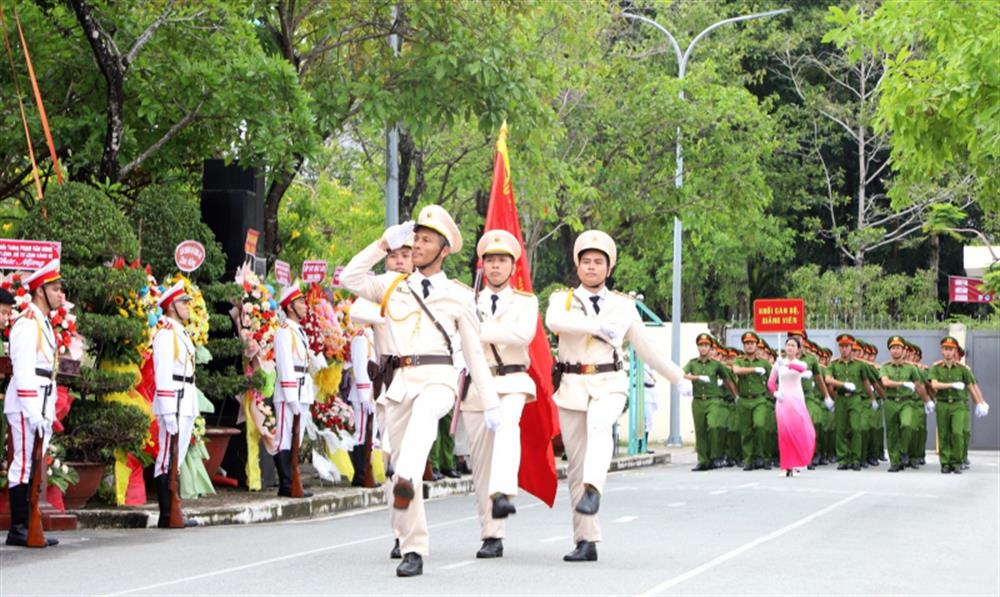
636, 491, 865, 597
666, 502, 685, 508
709, 490, 727, 495
733, 482, 759, 489
614, 516, 637, 523
440, 560, 476, 570
540, 535, 567, 543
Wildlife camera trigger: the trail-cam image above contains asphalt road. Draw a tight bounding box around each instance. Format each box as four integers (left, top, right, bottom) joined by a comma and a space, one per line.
2, 450, 998, 596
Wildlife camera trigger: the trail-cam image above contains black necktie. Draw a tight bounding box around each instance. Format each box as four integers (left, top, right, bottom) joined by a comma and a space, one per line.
421, 279, 431, 299
491, 294, 499, 314
590, 295, 601, 315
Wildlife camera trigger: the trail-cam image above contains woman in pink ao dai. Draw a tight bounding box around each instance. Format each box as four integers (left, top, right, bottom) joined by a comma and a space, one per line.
767, 337, 817, 476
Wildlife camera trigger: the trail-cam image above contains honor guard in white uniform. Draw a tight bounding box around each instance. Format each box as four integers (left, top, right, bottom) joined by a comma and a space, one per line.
273, 284, 318, 498
342, 204, 500, 577
151, 281, 199, 528
545, 230, 689, 562
462, 230, 537, 559
349, 237, 413, 560
4, 259, 63, 547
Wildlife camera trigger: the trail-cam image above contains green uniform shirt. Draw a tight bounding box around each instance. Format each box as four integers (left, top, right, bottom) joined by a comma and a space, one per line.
684, 358, 729, 398
879, 361, 922, 398
827, 358, 872, 397
734, 357, 770, 396
928, 362, 976, 401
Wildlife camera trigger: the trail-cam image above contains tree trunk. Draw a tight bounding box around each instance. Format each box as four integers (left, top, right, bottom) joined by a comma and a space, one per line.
929, 233, 940, 303
263, 165, 299, 262
397, 127, 424, 219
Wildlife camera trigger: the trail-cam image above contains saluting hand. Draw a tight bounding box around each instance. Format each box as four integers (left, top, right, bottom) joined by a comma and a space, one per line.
382, 221, 416, 250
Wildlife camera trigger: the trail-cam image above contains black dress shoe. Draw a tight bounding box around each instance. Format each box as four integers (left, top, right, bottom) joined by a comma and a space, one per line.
860, 461, 869, 469
941, 465, 952, 474
457, 461, 473, 475
491, 494, 516, 519
743, 463, 755, 471
867, 458, 880, 467
396, 552, 423, 577
441, 468, 461, 479
393, 478, 415, 510
851, 463, 861, 471
900, 454, 910, 466
430, 468, 444, 481
960, 463, 970, 470
390, 538, 401, 559
888, 464, 903, 472
711, 458, 725, 469
574, 486, 600, 515
811, 455, 820, 467
918, 457, 926, 465
754, 457, 765, 469
563, 540, 597, 562
691, 463, 711, 472
762, 460, 772, 470
952, 466, 963, 475
476, 537, 504, 558
837, 463, 849, 471
818, 457, 830, 465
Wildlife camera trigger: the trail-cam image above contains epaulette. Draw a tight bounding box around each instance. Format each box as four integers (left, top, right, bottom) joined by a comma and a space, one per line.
452, 279, 473, 292
512, 288, 534, 297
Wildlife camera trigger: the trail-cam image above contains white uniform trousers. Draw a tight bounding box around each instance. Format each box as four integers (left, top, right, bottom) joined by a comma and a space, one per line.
5, 413, 52, 488
558, 392, 627, 543
462, 392, 526, 540
274, 402, 306, 451
384, 385, 454, 556
153, 414, 196, 478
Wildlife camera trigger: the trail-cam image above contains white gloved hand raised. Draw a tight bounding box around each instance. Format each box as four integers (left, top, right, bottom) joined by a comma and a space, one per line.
484, 406, 502, 432
924, 401, 936, 415
871, 399, 879, 410
697, 375, 710, 383
843, 382, 856, 393
163, 415, 179, 436
381, 220, 416, 250
824, 396, 835, 411
951, 381, 966, 391
975, 402, 990, 418
801, 369, 813, 380
754, 367, 766, 375
901, 381, 915, 391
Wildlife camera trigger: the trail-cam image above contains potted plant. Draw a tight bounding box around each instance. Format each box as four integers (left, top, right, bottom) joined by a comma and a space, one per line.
60, 398, 150, 508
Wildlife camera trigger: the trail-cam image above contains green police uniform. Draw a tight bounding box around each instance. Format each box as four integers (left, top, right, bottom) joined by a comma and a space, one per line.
684, 354, 731, 468
799, 352, 828, 465
860, 357, 885, 465
827, 350, 873, 468
879, 357, 923, 470
720, 358, 741, 465
928, 361, 976, 472
734, 354, 771, 468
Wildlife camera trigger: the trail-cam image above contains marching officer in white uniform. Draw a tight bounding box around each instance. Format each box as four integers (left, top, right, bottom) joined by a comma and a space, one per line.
273, 284, 318, 498
342, 204, 500, 577
462, 230, 537, 559
545, 230, 689, 562
151, 281, 199, 528
4, 259, 63, 547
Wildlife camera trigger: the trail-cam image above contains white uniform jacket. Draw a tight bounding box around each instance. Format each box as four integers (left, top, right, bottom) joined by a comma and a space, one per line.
4, 303, 58, 421
152, 317, 199, 418
274, 319, 317, 408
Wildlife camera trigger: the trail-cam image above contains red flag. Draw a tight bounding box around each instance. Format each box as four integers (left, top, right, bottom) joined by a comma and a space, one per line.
482, 122, 559, 507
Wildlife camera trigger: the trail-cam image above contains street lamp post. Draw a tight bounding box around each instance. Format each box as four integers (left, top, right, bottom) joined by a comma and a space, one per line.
622, 8, 790, 447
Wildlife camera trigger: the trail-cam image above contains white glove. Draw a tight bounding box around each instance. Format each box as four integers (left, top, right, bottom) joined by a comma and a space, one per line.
901, 381, 915, 391
678, 379, 693, 397
733, 395, 741, 403
801, 369, 813, 380
924, 401, 935, 415
163, 415, 179, 436
774, 357, 786, 368
697, 375, 710, 383
597, 323, 619, 343
843, 382, 856, 393
286, 400, 302, 416
754, 367, 766, 375
26, 413, 46, 436
975, 402, 990, 418
716, 378, 724, 387
871, 399, 879, 410
484, 406, 502, 432
951, 381, 965, 391
382, 220, 415, 250
773, 391, 784, 402
824, 397, 835, 411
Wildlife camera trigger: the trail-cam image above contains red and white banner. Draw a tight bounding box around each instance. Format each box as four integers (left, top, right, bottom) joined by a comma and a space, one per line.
949, 276, 995, 303
274, 260, 291, 286
174, 240, 205, 273
301, 260, 327, 284
753, 298, 806, 333
244, 228, 260, 256
331, 266, 344, 288
0, 239, 61, 270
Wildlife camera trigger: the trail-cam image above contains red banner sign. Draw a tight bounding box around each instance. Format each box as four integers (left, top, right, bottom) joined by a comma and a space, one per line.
174, 240, 205, 273
949, 276, 995, 303
244, 228, 260, 256
0, 239, 61, 270
753, 298, 806, 333
274, 260, 291, 286
301, 260, 327, 284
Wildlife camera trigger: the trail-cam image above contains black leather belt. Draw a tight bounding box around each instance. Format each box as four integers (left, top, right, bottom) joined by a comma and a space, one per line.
558, 362, 622, 375
491, 364, 527, 376
936, 397, 966, 403
35, 368, 53, 378
293, 366, 307, 373
172, 374, 194, 383
392, 354, 453, 368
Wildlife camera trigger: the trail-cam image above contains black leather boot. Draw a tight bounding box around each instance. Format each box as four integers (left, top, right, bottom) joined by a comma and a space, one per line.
5, 484, 29, 546
563, 540, 597, 562
491, 494, 516, 519
155, 474, 170, 528
574, 485, 600, 515
396, 552, 423, 577
274, 451, 292, 497
476, 537, 504, 558
390, 538, 401, 559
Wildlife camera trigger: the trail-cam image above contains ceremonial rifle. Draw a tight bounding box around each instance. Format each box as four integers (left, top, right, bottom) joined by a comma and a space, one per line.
25, 377, 53, 548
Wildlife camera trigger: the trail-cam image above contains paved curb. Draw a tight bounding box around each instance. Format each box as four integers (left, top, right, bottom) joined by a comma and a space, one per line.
72, 452, 669, 529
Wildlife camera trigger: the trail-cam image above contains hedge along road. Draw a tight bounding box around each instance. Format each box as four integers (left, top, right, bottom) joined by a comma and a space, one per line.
2, 450, 998, 596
